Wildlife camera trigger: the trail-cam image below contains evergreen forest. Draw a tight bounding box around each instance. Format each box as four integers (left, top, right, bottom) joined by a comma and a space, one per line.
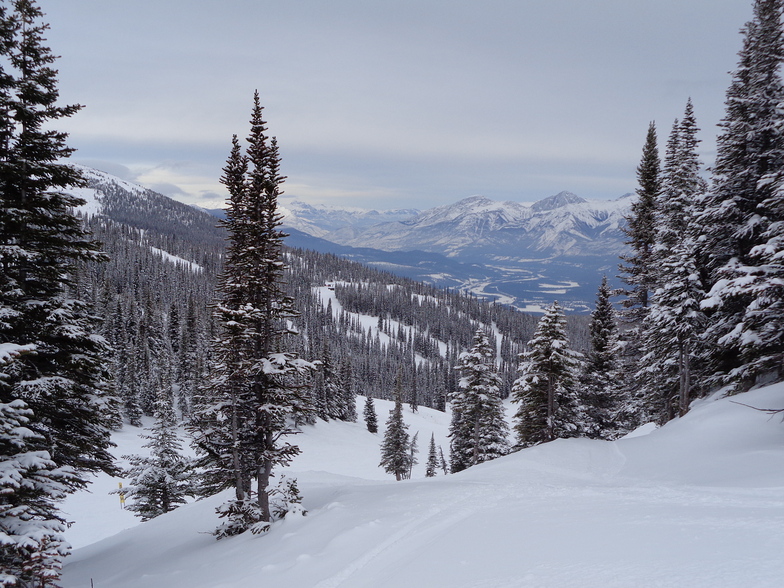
3, 0, 784, 585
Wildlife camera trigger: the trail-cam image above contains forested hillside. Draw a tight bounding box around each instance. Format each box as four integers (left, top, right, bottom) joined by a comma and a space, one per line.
74, 169, 590, 425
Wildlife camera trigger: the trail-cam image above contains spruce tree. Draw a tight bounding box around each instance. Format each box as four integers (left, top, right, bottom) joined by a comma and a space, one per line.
638, 242, 706, 422
363, 393, 379, 433
118, 393, 193, 521
579, 277, 622, 439
406, 431, 419, 480
379, 387, 411, 481
0, 343, 75, 588
425, 433, 439, 478
700, 0, 784, 390
338, 358, 357, 422
438, 445, 449, 475
189, 92, 314, 536
638, 99, 708, 423
449, 329, 509, 472
0, 2, 117, 583
619, 122, 661, 320
616, 123, 661, 422
512, 302, 582, 447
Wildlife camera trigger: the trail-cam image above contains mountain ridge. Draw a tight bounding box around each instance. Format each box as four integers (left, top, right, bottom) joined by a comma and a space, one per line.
70, 166, 629, 312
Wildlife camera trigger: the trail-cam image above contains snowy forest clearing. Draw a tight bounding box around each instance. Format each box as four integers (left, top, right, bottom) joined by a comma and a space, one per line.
62, 385, 784, 588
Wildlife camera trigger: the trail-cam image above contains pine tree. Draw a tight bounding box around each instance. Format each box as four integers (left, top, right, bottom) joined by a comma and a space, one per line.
438, 445, 449, 475
579, 277, 622, 439
638, 100, 708, 423
616, 123, 662, 423
118, 393, 193, 521
700, 0, 784, 391
0, 2, 117, 583
425, 433, 438, 477
512, 302, 582, 447
379, 387, 411, 481
619, 122, 661, 321
189, 93, 315, 536
363, 393, 378, 433
409, 361, 419, 413
449, 329, 509, 472
316, 342, 343, 420
406, 431, 419, 480
338, 358, 357, 422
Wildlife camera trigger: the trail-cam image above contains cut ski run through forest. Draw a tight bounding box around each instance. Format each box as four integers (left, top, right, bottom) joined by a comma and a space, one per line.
62, 384, 784, 588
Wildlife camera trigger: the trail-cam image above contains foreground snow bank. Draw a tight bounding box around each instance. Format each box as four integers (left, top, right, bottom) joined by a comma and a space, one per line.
63, 386, 784, 588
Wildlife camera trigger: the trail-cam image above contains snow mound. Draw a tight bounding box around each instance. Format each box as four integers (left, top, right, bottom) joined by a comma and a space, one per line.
62, 385, 784, 588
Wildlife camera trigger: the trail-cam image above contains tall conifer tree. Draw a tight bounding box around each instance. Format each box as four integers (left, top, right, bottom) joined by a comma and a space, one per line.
639, 100, 708, 422
0, 2, 117, 583
189, 93, 314, 536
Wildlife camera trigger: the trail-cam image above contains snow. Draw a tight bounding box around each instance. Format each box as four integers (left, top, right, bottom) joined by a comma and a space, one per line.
61, 384, 784, 588
149, 246, 203, 273
70, 187, 104, 217
0, 342, 34, 364
315, 284, 450, 362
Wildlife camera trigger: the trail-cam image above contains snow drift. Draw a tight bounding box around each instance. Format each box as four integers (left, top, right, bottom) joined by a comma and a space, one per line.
62, 385, 784, 588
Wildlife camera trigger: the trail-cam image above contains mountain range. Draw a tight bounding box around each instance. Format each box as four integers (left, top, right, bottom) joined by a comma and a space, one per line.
71, 166, 632, 312
280, 191, 633, 312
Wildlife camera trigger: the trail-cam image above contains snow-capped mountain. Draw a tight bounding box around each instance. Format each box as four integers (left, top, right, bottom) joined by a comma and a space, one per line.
310, 192, 632, 260
279, 200, 419, 240
69, 166, 632, 312
281, 192, 633, 312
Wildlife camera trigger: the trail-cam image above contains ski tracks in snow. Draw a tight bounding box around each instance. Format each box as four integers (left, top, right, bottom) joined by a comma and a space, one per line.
313, 485, 485, 588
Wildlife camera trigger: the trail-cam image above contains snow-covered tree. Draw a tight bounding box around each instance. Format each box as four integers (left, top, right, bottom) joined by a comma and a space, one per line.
449, 329, 509, 473
512, 302, 582, 447
638, 242, 706, 423
118, 394, 193, 521
189, 93, 315, 536
315, 342, 343, 420
638, 100, 708, 423
363, 394, 378, 433
425, 433, 438, 478
0, 2, 117, 582
699, 0, 784, 391
579, 277, 623, 439
619, 122, 661, 322
0, 343, 74, 587
406, 431, 419, 480
338, 358, 357, 422
379, 386, 411, 481
616, 123, 661, 422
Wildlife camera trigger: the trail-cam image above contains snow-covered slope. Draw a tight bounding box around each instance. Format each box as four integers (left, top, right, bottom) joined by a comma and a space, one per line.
62, 385, 784, 588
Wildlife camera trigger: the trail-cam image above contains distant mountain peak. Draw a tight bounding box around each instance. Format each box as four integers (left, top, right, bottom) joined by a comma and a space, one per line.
531, 191, 586, 212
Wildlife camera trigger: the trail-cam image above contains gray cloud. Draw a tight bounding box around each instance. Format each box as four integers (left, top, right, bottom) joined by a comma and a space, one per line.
47, 0, 753, 209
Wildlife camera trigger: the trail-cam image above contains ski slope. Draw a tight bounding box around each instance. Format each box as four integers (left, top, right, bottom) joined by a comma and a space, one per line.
62, 385, 784, 588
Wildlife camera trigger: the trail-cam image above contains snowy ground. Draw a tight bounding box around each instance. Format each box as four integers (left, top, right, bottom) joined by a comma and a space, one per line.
62, 386, 784, 588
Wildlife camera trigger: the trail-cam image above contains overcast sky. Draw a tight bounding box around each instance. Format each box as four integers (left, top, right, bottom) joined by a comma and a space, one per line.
45, 0, 752, 210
